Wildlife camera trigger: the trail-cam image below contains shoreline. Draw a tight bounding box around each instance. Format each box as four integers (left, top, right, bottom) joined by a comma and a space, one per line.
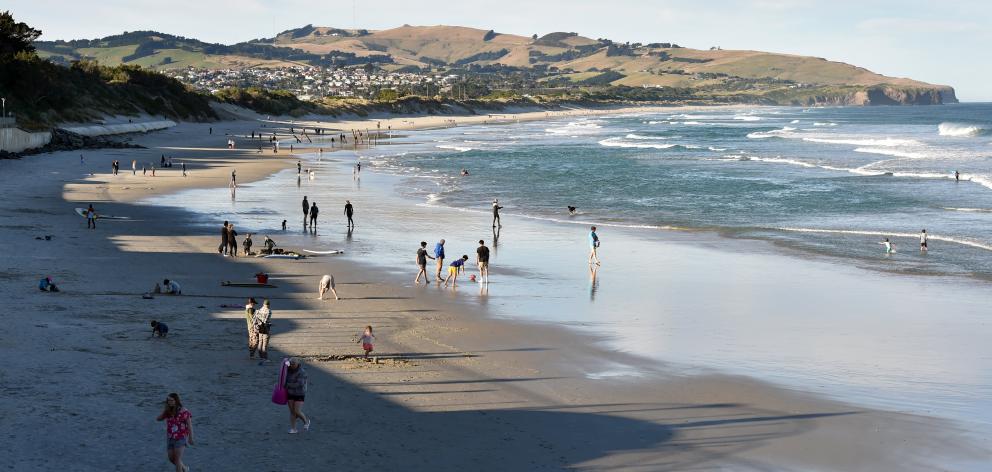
1, 112, 988, 470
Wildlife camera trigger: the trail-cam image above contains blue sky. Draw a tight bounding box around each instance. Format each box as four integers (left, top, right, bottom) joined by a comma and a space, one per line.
12, 0, 991, 100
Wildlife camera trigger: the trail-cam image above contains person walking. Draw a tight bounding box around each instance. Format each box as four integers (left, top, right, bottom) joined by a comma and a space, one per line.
414, 241, 435, 284
218, 221, 229, 255
433, 239, 446, 282
476, 240, 490, 284
181, 162, 187, 177
302, 196, 309, 228
358, 325, 375, 359
245, 298, 258, 359
156, 393, 194, 472
131, 159, 136, 175
85, 204, 97, 229
284, 358, 310, 434
297, 161, 301, 175
309, 202, 319, 229
588, 226, 602, 265
253, 299, 272, 364
344, 200, 354, 228
920, 229, 928, 252
231, 170, 237, 188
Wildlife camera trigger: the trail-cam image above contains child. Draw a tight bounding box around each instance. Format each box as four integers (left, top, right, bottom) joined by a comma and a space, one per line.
38, 276, 59, 292
151, 320, 169, 338
444, 255, 470, 287
880, 238, 895, 254
357, 326, 375, 359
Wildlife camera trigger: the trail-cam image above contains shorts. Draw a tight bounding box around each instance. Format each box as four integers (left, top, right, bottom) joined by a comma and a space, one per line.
167, 437, 187, 450
448, 266, 458, 275
478, 261, 489, 270
287, 394, 305, 402
418, 262, 427, 269
362, 343, 374, 352
921, 242, 927, 247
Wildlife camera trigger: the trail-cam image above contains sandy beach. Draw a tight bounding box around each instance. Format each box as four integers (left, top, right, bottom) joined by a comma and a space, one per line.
0, 112, 987, 471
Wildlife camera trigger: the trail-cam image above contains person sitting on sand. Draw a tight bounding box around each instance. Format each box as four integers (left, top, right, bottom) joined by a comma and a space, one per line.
318, 274, 340, 301
357, 326, 375, 359
150, 320, 169, 338
38, 276, 59, 292
163, 279, 182, 295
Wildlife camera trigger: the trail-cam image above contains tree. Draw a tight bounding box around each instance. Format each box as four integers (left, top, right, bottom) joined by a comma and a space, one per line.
0, 11, 42, 59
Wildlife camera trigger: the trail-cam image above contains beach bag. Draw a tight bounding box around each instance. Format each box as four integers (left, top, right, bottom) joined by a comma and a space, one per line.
271, 358, 289, 405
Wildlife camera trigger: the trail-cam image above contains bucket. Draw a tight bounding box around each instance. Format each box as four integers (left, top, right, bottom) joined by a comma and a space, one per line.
256, 273, 269, 284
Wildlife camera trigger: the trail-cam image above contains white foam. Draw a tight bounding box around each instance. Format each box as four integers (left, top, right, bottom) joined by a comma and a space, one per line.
802, 137, 920, 147
814, 122, 838, 127
733, 115, 762, 121
776, 227, 992, 252
545, 120, 604, 135
599, 138, 676, 149
943, 207, 992, 213
938, 122, 989, 137
436, 144, 473, 152
746, 127, 796, 139
853, 147, 927, 159
790, 120, 800, 124
625, 133, 669, 140
708, 146, 727, 152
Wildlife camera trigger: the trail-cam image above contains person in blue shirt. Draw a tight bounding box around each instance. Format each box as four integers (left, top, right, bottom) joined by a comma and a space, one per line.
444, 255, 470, 287
588, 226, 601, 265
433, 239, 446, 282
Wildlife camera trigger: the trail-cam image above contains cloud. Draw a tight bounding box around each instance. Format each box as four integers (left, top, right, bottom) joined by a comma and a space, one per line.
857, 17, 978, 34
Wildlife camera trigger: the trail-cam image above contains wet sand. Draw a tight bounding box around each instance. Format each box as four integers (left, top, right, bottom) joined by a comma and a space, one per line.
0, 118, 986, 470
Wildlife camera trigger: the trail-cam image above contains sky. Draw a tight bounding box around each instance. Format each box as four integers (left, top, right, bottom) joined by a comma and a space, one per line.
10, 0, 992, 100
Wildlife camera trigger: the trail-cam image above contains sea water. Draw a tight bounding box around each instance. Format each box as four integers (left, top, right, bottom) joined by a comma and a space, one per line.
146, 104, 992, 445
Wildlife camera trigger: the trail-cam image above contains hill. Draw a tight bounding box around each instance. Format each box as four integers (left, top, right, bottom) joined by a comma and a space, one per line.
30, 23, 956, 106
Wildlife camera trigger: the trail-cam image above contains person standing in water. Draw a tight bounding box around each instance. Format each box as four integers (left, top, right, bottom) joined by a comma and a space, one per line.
476, 240, 490, 284
588, 226, 601, 265
955, 171, 960, 182
880, 238, 894, 254
492, 199, 503, 228
344, 200, 354, 228
297, 161, 301, 175
433, 239, 446, 282
309, 202, 319, 229
414, 241, 434, 284
920, 229, 928, 252
301, 196, 309, 228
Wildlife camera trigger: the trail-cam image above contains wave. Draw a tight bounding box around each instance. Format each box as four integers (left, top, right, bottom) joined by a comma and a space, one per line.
625, 133, 670, 140
746, 127, 797, 139
599, 137, 704, 150
943, 207, 992, 213
802, 137, 920, 147
776, 227, 992, 252
708, 146, 727, 152
436, 144, 473, 152
790, 120, 800, 124
733, 115, 762, 121
853, 147, 927, 159
938, 122, 990, 137
545, 120, 604, 135
813, 122, 838, 127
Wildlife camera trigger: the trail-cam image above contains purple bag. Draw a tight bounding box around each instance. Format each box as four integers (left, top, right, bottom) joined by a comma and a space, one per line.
271, 358, 289, 405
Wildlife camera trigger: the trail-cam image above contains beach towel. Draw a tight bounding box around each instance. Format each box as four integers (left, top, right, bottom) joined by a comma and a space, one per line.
271, 358, 289, 405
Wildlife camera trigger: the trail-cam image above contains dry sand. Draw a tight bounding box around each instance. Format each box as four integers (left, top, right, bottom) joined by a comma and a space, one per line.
0, 115, 984, 471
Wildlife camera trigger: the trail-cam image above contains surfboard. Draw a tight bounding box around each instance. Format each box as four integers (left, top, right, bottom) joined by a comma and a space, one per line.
263, 254, 304, 259
302, 249, 344, 255
221, 282, 278, 288
74, 208, 130, 220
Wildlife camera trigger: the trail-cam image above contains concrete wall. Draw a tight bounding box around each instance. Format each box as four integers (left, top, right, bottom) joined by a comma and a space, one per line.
0, 128, 52, 153
61, 120, 177, 137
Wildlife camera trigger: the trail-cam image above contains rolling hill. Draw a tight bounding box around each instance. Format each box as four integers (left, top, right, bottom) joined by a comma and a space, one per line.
33, 25, 956, 106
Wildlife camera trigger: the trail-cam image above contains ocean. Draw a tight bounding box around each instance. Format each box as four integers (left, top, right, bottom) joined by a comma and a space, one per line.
146, 103, 992, 444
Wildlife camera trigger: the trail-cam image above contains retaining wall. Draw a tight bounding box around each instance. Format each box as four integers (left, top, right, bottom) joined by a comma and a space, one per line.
0, 128, 53, 153
61, 120, 177, 137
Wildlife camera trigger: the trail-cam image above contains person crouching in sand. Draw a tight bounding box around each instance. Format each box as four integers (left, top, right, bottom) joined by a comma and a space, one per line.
156, 392, 194, 472
318, 274, 339, 300
358, 326, 375, 359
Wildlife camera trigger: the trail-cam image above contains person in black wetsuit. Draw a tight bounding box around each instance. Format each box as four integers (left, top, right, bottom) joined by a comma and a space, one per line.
309, 202, 319, 229
492, 199, 503, 228
344, 200, 354, 228
302, 196, 309, 227
219, 221, 230, 255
